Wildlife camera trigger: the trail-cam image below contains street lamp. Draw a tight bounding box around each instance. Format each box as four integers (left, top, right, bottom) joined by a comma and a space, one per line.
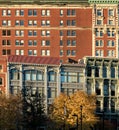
72, 114, 78, 130
80, 105, 83, 130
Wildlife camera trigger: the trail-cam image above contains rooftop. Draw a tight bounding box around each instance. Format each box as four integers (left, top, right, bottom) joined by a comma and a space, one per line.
0, 0, 88, 4
8, 55, 60, 65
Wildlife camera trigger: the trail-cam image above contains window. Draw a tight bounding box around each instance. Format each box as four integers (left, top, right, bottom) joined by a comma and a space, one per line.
61, 72, 80, 83
28, 40, 37, 46
60, 50, 63, 56
0, 65, 3, 72
108, 19, 114, 25
108, 9, 114, 16
41, 20, 50, 26
28, 20, 37, 26
67, 30, 76, 36
67, 20, 76, 26
60, 10, 63, 16
15, 10, 24, 16
49, 71, 56, 82
15, 20, 24, 26
41, 40, 50, 46
28, 50, 37, 56
67, 40, 76, 46
28, 9, 37, 16
2, 9, 11, 16
107, 40, 115, 47
95, 28, 103, 37
2, 30, 11, 36
60, 30, 63, 36
2, 49, 11, 55
15, 40, 24, 46
97, 19, 103, 25
95, 50, 103, 56
107, 28, 115, 37
67, 50, 76, 56
60, 20, 63, 26
67, 9, 76, 16
2, 20, 11, 26
41, 10, 50, 16
97, 9, 102, 16
41, 30, 50, 36
107, 50, 115, 57
15, 30, 24, 36
0, 78, 3, 85
28, 30, 37, 36
41, 50, 50, 56
2, 40, 11, 45
96, 40, 103, 46
15, 50, 24, 55
60, 40, 63, 46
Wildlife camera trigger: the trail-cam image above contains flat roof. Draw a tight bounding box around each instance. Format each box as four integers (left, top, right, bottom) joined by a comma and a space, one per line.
0, 0, 89, 4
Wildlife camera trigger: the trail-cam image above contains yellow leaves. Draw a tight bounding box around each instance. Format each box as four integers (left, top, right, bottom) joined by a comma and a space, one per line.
50, 90, 98, 128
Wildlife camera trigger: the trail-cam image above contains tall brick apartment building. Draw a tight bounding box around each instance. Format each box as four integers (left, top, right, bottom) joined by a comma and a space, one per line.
0, 0, 92, 64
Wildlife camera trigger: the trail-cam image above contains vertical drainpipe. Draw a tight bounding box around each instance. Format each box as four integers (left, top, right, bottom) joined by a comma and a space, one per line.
44, 66, 48, 114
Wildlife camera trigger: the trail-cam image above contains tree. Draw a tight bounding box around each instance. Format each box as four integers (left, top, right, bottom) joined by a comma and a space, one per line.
49, 91, 98, 129
0, 94, 22, 130
22, 87, 46, 130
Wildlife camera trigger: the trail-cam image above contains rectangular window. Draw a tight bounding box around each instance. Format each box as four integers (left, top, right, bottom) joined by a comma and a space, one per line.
41, 30, 50, 36
41, 50, 50, 56
107, 40, 115, 47
108, 19, 114, 25
95, 29, 103, 37
28, 40, 37, 46
96, 50, 103, 56
97, 9, 102, 16
67, 30, 76, 36
2, 40, 11, 45
15, 30, 24, 36
28, 50, 37, 56
60, 50, 63, 56
60, 40, 63, 46
28, 30, 37, 36
15, 50, 24, 55
108, 9, 114, 16
41, 10, 50, 16
15, 40, 24, 46
15, 10, 24, 16
2, 9, 11, 16
97, 19, 103, 25
41, 40, 50, 46
107, 50, 115, 57
28, 9, 37, 16
60, 30, 63, 36
60, 10, 63, 16
67, 50, 76, 56
2, 30, 11, 36
15, 20, 24, 26
2, 49, 11, 55
96, 40, 103, 46
107, 29, 115, 37
67, 20, 76, 26
28, 20, 37, 26
2, 20, 11, 26
41, 20, 50, 26
67, 9, 76, 16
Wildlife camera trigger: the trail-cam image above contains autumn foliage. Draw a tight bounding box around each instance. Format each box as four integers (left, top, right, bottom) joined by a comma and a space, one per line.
50, 91, 98, 129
